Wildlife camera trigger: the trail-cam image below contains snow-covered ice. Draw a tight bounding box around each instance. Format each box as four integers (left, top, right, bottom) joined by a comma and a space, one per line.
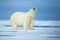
0, 27, 60, 40
0, 20, 60, 40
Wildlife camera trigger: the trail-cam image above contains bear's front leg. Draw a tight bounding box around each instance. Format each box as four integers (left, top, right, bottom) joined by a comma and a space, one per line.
23, 21, 30, 30
29, 20, 34, 30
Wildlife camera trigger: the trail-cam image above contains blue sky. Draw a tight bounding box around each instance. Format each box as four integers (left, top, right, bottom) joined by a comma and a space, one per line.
0, 0, 60, 20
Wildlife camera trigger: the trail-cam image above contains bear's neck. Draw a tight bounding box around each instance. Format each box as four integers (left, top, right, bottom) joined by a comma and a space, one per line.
26, 11, 35, 18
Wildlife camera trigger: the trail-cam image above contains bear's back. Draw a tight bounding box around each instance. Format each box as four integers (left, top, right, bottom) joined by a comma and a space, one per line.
10, 12, 27, 25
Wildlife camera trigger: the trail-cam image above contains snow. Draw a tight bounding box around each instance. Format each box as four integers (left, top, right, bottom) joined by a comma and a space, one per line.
0, 27, 60, 40
0, 20, 60, 40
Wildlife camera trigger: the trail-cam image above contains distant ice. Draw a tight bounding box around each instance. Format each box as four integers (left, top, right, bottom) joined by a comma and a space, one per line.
0, 20, 60, 27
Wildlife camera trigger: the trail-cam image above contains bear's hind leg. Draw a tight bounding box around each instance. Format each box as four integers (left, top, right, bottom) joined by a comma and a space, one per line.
12, 24, 18, 30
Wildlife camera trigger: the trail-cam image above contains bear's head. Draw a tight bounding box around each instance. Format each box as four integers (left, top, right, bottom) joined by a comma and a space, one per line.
28, 8, 37, 14
27, 8, 37, 18
29, 8, 36, 13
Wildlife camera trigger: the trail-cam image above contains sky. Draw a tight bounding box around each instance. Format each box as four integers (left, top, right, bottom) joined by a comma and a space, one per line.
0, 0, 60, 20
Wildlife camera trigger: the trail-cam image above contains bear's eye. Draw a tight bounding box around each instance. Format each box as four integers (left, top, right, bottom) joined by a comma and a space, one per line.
33, 8, 35, 10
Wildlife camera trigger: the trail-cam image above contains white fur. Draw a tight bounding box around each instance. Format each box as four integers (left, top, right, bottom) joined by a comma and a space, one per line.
10, 8, 36, 30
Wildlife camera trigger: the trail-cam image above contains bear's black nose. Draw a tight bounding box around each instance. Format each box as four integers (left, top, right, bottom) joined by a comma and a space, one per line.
33, 8, 35, 10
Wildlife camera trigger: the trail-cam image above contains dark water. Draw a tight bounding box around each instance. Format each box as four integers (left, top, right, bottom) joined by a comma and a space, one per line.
0, 27, 60, 40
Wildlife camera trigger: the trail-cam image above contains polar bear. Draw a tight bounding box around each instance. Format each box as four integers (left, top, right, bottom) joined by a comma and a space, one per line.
10, 8, 36, 30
